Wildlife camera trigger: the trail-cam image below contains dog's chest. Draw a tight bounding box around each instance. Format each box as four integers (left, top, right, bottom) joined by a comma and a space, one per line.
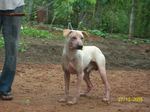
68, 62, 77, 74
66, 57, 79, 74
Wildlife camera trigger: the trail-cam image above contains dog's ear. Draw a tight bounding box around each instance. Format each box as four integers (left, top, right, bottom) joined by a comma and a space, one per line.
82, 31, 89, 38
63, 29, 72, 37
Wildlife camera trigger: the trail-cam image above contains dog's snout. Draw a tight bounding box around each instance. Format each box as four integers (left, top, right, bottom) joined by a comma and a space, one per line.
77, 45, 83, 50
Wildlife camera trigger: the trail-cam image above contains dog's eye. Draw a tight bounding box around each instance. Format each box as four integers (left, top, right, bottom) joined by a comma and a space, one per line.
81, 37, 84, 40
72, 36, 77, 40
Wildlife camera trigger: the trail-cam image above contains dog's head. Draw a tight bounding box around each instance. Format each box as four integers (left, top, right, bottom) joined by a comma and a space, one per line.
63, 29, 88, 50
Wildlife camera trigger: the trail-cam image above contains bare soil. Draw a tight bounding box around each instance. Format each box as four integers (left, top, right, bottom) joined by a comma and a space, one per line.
0, 36, 150, 112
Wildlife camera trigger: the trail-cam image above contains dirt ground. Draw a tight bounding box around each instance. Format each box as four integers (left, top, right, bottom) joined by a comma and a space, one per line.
0, 35, 150, 112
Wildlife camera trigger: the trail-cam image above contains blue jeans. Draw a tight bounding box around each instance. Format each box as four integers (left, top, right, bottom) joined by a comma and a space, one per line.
0, 6, 23, 93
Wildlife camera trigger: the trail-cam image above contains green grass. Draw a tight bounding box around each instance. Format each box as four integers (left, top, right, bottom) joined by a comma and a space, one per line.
21, 26, 63, 40
0, 26, 64, 52
0, 35, 27, 52
0, 37, 4, 48
107, 33, 150, 44
21, 26, 52, 39
88, 29, 107, 37
88, 30, 150, 45
18, 42, 28, 52
107, 33, 128, 40
0, 27, 149, 53
126, 38, 150, 44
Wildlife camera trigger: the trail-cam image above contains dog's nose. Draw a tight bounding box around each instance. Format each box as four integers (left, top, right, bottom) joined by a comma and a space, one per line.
77, 45, 83, 50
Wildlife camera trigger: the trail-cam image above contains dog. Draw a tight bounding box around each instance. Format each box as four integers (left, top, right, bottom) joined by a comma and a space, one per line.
59, 29, 110, 105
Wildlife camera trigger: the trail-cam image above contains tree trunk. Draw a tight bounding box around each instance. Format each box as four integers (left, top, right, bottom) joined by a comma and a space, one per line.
36, 7, 48, 23
93, 0, 101, 28
28, 0, 33, 21
129, 0, 136, 39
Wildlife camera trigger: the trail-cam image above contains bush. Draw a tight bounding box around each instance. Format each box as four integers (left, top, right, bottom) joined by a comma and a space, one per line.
0, 37, 4, 48
89, 29, 107, 37
102, 10, 128, 33
21, 26, 53, 39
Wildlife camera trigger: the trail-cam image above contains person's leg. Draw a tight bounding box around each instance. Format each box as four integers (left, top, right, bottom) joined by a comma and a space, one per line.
0, 6, 23, 100
0, 14, 2, 30
0, 14, 2, 78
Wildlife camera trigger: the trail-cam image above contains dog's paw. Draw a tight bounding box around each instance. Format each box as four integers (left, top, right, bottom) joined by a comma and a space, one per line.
102, 97, 110, 104
80, 92, 87, 97
58, 97, 67, 103
67, 98, 77, 105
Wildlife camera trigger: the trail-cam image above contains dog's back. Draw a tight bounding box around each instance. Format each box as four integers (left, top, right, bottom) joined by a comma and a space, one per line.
77, 46, 106, 70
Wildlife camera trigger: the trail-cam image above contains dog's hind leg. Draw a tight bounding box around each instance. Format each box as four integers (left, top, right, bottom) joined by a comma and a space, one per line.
98, 66, 110, 103
95, 54, 110, 103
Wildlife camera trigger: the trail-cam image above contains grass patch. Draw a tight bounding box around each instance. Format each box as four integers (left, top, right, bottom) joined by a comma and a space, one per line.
107, 33, 128, 40
88, 29, 107, 37
125, 38, 150, 45
18, 42, 28, 52
21, 26, 52, 39
0, 26, 64, 53
21, 26, 63, 40
0, 35, 28, 52
107, 33, 150, 44
0, 37, 4, 48
0, 26, 149, 53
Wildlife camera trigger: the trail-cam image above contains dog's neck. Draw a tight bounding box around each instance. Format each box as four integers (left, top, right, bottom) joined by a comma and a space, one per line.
64, 44, 78, 61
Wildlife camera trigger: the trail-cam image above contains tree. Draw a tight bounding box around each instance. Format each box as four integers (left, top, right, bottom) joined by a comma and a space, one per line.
24, 0, 150, 38
129, 0, 136, 39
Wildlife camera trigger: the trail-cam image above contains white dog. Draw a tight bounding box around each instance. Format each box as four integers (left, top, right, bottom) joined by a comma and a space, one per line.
59, 29, 110, 105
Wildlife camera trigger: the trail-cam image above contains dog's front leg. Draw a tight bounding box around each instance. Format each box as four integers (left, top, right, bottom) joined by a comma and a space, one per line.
59, 70, 70, 103
67, 72, 84, 105
76, 72, 84, 98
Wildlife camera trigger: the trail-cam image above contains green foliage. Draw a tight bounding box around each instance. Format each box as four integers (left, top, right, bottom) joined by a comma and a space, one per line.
0, 37, 4, 48
89, 30, 107, 37
100, 0, 130, 34
21, 26, 54, 39
126, 39, 150, 45
102, 9, 128, 33
21, 26, 64, 40
108, 33, 150, 44
108, 34, 128, 40
53, 0, 96, 20
18, 42, 28, 52
86, 0, 96, 4
53, 0, 74, 19
24, 0, 150, 38
135, 0, 150, 38
0, 35, 27, 52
